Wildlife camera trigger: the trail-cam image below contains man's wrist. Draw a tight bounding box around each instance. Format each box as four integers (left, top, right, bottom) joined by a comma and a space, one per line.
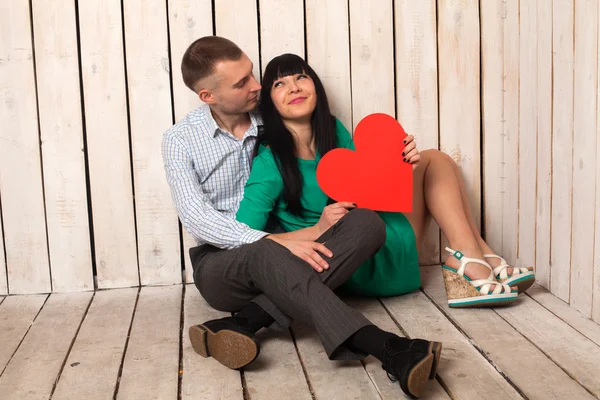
239, 228, 269, 246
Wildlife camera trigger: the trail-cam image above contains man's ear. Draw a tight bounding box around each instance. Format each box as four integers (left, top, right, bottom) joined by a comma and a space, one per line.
198, 89, 215, 104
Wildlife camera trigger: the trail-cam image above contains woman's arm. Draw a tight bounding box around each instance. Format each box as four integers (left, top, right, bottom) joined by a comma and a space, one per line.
237, 152, 332, 272
236, 152, 321, 240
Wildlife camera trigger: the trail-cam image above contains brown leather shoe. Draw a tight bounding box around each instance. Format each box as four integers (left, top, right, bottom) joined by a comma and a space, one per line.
189, 318, 260, 370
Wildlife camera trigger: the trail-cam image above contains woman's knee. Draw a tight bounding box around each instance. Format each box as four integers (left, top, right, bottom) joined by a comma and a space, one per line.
422, 148, 456, 166
345, 208, 386, 247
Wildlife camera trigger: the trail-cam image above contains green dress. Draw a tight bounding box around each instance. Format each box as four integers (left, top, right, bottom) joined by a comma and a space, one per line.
236, 119, 421, 297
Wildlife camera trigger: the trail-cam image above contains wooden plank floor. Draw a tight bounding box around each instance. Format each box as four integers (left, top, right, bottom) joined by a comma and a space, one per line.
1, 269, 600, 400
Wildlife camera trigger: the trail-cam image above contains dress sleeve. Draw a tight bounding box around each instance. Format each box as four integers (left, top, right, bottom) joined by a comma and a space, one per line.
236, 150, 284, 231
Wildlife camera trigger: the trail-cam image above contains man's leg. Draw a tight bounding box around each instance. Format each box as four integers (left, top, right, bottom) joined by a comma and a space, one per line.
194, 208, 386, 359
192, 209, 443, 398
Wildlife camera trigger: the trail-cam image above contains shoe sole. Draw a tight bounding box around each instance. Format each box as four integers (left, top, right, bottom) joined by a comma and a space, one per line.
407, 353, 434, 398
448, 293, 518, 308
189, 325, 259, 370
503, 274, 535, 294
428, 342, 442, 379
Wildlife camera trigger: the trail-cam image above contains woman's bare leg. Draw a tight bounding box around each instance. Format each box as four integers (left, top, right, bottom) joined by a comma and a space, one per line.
404, 149, 519, 292
448, 159, 533, 274
404, 150, 495, 282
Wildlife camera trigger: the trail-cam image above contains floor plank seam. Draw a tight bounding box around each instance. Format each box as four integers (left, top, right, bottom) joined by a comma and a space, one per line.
359, 359, 384, 400
49, 292, 96, 399
0, 293, 50, 379
234, 311, 251, 400
289, 326, 316, 400
177, 284, 185, 399
418, 289, 529, 400
434, 374, 455, 400
492, 308, 599, 399
526, 291, 600, 345
376, 298, 411, 338
112, 287, 141, 400
240, 369, 250, 400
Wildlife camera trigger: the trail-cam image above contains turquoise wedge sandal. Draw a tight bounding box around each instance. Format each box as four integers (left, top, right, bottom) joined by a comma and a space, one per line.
441, 247, 518, 308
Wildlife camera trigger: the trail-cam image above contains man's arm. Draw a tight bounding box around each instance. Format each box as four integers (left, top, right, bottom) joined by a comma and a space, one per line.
162, 133, 267, 249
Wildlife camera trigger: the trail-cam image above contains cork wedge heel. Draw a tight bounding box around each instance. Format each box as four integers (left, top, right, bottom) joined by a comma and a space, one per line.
442, 247, 518, 308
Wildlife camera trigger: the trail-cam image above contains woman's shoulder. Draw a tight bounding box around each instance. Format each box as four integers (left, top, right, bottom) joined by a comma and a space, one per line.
251, 145, 282, 178
333, 117, 353, 149
253, 142, 272, 158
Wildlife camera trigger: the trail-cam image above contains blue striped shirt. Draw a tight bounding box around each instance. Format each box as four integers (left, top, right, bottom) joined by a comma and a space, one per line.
162, 103, 268, 249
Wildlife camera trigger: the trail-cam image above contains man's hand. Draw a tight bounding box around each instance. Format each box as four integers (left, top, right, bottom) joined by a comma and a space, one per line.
316, 202, 356, 235
402, 135, 421, 170
266, 235, 333, 273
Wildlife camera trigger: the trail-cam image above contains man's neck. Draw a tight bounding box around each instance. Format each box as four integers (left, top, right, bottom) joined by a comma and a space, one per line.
210, 107, 252, 140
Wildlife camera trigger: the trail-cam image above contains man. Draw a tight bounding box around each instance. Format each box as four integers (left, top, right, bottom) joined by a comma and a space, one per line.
162, 36, 441, 398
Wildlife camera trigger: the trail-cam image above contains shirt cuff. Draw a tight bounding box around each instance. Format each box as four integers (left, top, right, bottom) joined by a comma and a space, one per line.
238, 227, 269, 246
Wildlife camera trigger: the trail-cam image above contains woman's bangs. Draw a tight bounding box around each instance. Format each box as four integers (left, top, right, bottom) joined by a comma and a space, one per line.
273, 54, 306, 80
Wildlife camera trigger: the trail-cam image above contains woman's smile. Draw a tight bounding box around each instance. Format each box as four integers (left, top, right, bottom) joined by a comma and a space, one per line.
289, 96, 307, 105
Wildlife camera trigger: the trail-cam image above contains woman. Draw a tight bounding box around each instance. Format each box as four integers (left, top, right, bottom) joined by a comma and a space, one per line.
236, 53, 534, 308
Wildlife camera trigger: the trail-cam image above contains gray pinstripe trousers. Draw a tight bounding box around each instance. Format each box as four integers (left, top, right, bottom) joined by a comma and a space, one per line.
190, 208, 387, 360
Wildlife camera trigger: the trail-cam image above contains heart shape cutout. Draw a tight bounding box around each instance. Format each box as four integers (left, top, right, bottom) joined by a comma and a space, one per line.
316, 113, 413, 212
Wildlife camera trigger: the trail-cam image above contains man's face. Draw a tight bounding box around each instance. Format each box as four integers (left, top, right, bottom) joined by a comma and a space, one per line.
204, 53, 261, 115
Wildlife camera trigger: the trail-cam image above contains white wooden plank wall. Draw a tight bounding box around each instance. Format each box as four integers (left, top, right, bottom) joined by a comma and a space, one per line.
31, 0, 94, 292
595, 1, 600, 324
437, 0, 482, 257
535, 0, 553, 291
78, 0, 139, 289
571, 0, 598, 317
0, 200, 6, 295
481, 0, 505, 256
1, 0, 600, 323
502, 0, 520, 269
215, 0, 261, 81
0, 208, 8, 294
305, 0, 352, 129
518, 0, 538, 272
123, 0, 181, 286
551, 0, 575, 303
259, 0, 305, 74
0, 0, 52, 294
167, 0, 214, 284
394, 0, 440, 265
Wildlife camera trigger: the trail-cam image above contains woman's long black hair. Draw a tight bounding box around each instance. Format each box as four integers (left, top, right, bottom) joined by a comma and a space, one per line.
256, 53, 337, 215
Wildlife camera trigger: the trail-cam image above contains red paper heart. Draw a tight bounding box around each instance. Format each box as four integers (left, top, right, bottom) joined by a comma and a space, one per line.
316, 113, 413, 212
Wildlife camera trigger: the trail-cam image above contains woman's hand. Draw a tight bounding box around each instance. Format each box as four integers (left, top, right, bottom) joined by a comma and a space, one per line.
316, 202, 356, 235
402, 135, 421, 170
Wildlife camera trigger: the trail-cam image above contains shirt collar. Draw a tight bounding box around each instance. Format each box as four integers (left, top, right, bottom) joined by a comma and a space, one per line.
201, 103, 263, 139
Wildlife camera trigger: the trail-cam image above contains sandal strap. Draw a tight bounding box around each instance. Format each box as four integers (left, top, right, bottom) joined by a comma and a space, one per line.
483, 254, 531, 279
471, 279, 512, 295
444, 247, 494, 280
445, 247, 511, 295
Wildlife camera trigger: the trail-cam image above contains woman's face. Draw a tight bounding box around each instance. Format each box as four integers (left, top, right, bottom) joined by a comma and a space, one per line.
270, 72, 317, 121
